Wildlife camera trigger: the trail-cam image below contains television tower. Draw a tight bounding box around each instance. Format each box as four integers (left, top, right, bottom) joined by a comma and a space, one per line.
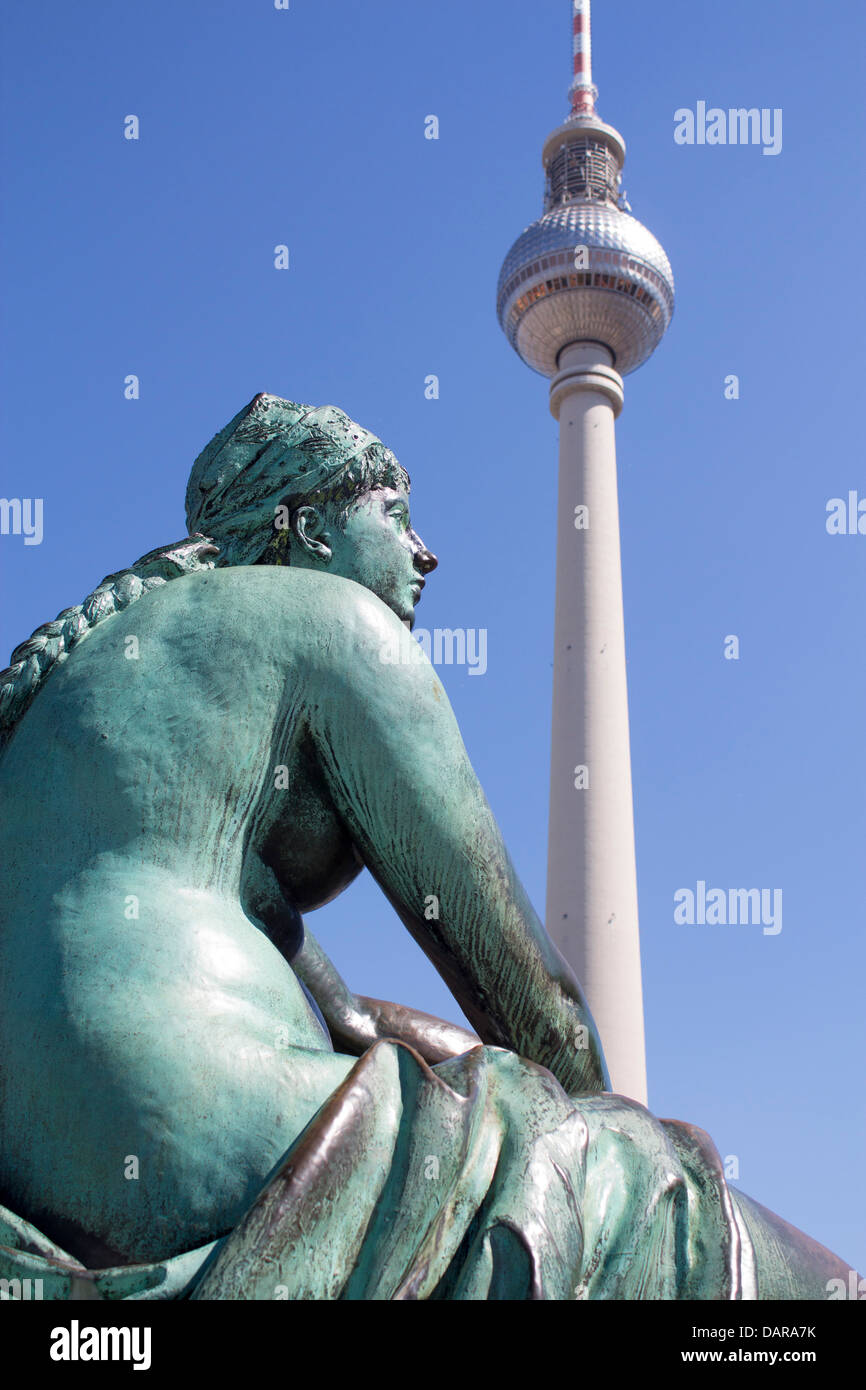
496, 0, 674, 1103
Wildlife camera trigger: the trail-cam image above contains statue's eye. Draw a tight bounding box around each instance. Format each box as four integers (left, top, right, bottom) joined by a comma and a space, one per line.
389, 505, 409, 529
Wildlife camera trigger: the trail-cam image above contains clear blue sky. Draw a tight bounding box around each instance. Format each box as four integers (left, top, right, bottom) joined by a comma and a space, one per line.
1, 1, 863, 1275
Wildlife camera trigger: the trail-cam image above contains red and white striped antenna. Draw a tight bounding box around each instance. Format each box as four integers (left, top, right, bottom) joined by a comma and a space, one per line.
569, 0, 598, 117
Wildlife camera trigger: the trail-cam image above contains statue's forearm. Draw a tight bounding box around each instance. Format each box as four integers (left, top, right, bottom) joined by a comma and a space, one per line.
292, 927, 375, 1054
292, 924, 480, 1064
377, 839, 610, 1096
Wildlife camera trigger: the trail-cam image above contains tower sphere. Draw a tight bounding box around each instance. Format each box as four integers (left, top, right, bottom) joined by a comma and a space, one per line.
497, 115, 675, 378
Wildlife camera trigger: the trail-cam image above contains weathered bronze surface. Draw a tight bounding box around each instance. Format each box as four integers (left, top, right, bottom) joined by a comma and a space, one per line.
0, 394, 855, 1299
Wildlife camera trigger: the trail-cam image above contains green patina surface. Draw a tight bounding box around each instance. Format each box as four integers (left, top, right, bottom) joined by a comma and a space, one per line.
0, 394, 854, 1299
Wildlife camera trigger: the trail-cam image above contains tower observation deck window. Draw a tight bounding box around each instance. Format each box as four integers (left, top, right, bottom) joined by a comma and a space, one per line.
545, 137, 620, 210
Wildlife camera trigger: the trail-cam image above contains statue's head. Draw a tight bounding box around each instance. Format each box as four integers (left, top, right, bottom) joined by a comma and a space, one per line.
185, 393, 437, 627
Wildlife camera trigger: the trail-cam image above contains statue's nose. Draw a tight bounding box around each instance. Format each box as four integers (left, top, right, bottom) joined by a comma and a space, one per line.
415, 543, 438, 576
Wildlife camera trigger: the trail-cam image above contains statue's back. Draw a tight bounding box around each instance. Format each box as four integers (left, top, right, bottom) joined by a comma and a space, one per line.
0, 566, 361, 1264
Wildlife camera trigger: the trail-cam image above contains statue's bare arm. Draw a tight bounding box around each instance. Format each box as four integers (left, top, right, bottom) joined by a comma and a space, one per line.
293, 924, 481, 1063
296, 585, 610, 1097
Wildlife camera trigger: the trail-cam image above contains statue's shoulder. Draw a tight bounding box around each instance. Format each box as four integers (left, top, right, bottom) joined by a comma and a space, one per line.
176, 566, 411, 659
182, 565, 389, 619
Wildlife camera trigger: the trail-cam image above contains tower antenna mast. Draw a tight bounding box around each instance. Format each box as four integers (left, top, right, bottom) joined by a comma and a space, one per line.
570, 0, 598, 117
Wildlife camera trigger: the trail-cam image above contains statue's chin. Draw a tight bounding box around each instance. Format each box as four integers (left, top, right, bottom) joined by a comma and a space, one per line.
382, 595, 415, 630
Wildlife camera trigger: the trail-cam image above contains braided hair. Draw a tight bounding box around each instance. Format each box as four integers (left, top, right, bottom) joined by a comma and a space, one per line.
0, 536, 219, 751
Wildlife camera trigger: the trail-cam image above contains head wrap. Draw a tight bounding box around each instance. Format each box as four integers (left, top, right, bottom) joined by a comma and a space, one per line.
185, 393, 405, 566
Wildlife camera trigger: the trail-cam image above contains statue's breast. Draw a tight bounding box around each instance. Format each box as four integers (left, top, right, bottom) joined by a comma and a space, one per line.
247, 728, 365, 915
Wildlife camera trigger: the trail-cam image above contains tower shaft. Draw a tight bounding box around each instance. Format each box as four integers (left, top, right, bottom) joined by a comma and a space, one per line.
547, 343, 647, 1104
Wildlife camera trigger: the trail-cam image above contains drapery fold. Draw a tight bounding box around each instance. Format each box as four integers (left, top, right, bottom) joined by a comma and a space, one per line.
2, 1039, 839, 1301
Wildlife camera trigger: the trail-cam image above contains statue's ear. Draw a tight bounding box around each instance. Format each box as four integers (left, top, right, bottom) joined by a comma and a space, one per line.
291, 506, 333, 564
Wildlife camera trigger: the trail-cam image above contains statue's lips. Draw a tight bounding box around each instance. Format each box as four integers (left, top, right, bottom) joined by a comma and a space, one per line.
409, 579, 425, 600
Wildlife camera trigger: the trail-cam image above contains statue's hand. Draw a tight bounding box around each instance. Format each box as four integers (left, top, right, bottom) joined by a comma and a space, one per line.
354, 995, 480, 1065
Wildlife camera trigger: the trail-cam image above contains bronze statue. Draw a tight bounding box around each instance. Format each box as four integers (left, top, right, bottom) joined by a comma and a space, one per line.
0, 394, 854, 1299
